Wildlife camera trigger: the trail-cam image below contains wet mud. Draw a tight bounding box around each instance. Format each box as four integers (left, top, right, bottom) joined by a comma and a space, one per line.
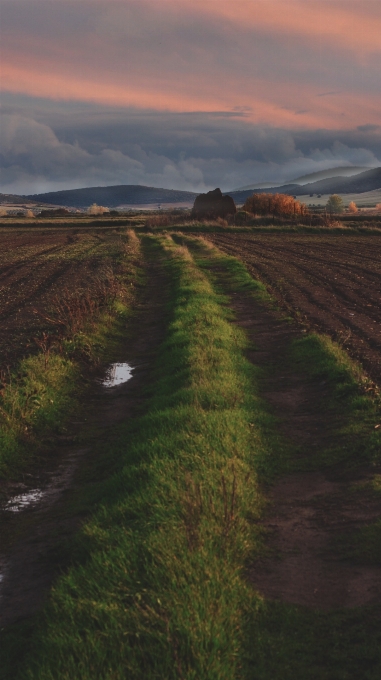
0, 256, 169, 627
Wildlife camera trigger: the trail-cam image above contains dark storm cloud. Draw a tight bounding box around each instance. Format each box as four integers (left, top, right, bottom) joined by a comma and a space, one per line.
1, 94, 380, 195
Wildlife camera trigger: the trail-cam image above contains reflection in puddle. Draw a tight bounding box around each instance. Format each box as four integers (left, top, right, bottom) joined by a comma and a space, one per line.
102, 363, 133, 387
5, 489, 44, 513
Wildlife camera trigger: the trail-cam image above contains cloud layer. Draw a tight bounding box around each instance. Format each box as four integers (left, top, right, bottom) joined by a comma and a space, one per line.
2, 97, 380, 195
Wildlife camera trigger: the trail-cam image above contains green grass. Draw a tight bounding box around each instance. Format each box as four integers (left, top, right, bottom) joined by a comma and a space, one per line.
245, 601, 381, 680
0, 353, 79, 476
288, 333, 381, 470
180, 233, 381, 472
3, 233, 381, 679
172, 234, 381, 679
1, 235, 280, 680
172, 233, 271, 302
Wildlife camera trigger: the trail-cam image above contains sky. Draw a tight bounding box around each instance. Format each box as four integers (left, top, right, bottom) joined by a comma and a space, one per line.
1, 0, 381, 195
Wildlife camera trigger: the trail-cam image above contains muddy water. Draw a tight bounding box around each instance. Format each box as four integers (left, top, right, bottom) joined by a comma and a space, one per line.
5, 489, 45, 513
0, 361, 132, 625
0, 256, 170, 628
1, 363, 133, 514
0, 445, 90, 626
102, 362, 133, 387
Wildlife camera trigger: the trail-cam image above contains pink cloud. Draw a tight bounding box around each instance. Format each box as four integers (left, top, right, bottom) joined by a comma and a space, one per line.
211, 0, 381, 54
2, 1, 381, 130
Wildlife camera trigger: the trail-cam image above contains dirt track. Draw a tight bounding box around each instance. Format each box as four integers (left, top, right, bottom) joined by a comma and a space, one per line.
0, 251, 169, 627
208, 233, 381, 385
226, 281, 381, 610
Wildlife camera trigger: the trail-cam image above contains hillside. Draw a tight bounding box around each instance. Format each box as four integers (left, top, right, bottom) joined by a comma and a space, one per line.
288, 166, 369, 186
235, 165, 368, 192
7, 167, 381, 211
229, 167, 381, 203
0, 193, 37, 205
291, 167, 381, 195
25, 185, 198, 208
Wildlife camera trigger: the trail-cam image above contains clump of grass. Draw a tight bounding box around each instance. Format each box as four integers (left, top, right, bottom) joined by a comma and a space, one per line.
15, 235, 273, 680
0, 355, 78, 476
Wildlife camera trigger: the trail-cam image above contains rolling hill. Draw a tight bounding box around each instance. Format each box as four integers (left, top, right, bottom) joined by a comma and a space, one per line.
2, 166, 380, 212
229, 167, 381, 204
25, 185, 198, 208
235, 166, 369, 191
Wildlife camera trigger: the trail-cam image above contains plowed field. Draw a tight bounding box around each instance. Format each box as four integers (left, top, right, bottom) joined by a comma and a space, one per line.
0, 229, 124, 370
208, 234, 381, 384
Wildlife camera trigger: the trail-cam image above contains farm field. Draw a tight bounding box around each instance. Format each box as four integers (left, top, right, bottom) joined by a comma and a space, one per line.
0, 229, 129, 370
208, 233, 381, 385
294, 188, 381, 208
1, 227, 381, 679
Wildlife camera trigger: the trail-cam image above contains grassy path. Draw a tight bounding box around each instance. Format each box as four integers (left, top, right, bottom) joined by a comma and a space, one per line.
1, 235, 274, 679
181, 234, 381, 678
2, 233, 381, 678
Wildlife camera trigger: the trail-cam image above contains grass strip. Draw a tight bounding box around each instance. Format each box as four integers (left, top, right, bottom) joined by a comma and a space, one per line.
178, 234, 381, 678
0, 229, 142, 478
287, 333, 381, 470
180, 233, 381, 470
10, 235, 275, 680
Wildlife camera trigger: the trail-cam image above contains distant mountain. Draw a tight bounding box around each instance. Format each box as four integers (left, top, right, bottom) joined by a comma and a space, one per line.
233, 181, 279, 191
0, 192, 36, 205
229, 167, 381, 203
288, 166, 369, 185
14, 167, 381, 210
233, 166, 368, 192
25, 185, 198, 208
287, 167, 381, 195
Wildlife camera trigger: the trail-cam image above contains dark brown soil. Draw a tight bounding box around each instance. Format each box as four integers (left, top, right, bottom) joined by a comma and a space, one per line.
219, 273, 381, 610
0, 229, 124, 370
0, 253, 169, 627
209, 233, 381, 387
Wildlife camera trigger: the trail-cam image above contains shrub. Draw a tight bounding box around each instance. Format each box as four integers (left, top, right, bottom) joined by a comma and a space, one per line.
242, 193, 308, 218
326, 194, 344, 214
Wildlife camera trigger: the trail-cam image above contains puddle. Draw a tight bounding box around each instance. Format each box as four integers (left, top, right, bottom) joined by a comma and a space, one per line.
5, 489, 44, 513
102, 362, 133, 387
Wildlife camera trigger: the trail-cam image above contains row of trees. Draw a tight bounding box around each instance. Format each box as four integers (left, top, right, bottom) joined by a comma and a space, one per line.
242, 192, 381, 217
326, 195, 362, 214
242, 193, 309, 218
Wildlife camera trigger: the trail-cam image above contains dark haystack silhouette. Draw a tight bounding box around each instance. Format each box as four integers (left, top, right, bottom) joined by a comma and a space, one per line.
191, 188, 236, 219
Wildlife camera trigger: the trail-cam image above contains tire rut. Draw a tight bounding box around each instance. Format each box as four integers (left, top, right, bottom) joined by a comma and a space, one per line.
205, 262, 381, 611
0, 251, 170, 628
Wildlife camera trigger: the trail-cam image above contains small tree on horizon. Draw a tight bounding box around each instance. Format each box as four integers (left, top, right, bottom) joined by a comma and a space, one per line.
348, 201, 358, 213
326, 194, 344, 214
